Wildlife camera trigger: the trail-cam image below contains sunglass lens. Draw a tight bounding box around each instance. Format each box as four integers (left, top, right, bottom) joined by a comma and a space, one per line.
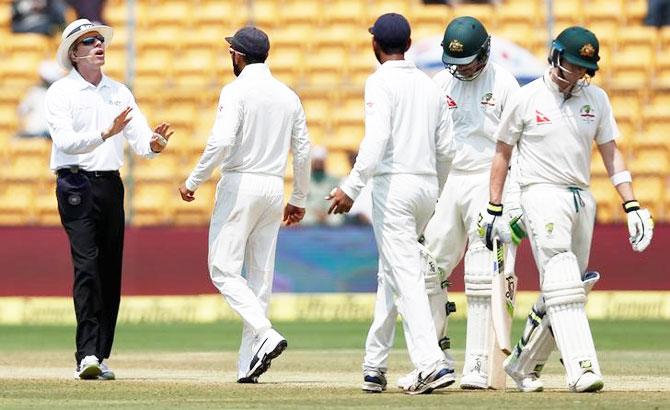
81, 35, 105, 46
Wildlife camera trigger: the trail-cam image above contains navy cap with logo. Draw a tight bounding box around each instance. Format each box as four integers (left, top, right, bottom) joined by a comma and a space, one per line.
369, 13, 411, 49
225, 26, 270, 59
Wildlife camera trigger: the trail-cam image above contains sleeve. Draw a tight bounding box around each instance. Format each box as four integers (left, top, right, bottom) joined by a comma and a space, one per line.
494, 89, 525, 146
185, 87, 241, 191
45, 84, 105, 155
288, 99, 311, 208
339, 77, 392, 200
122, 87, 157, 158
435, 94, 454, 192
595, 91, 620, 145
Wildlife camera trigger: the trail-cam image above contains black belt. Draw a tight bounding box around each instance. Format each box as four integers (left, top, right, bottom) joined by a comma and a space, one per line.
57, 166, 120, 178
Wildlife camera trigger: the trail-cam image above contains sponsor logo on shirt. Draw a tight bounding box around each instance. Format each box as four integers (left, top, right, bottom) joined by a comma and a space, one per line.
535, 110, 551, 125
579, 105, 596, 122
446, 95, 457, 109
480, 92, 496, 108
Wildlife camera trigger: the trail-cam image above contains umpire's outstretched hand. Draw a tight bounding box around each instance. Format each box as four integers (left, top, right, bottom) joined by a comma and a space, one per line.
326, 187, 353, 215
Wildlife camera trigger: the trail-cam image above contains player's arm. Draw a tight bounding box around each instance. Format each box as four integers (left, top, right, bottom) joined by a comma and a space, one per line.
180, 88, 239, 201
490, 141, 513, 205
435, 94, 454, 194
597, 140, 654, 251
284, 100, 311, 226
328, 78, 391, 214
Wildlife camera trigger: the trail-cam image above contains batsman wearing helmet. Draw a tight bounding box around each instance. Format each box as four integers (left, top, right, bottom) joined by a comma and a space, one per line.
400, 16, 522, 391
480, 26, 654, 393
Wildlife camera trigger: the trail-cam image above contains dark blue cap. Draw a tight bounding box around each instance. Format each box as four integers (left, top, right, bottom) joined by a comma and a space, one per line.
225, 26, 270, 59
369, 13, 411, 49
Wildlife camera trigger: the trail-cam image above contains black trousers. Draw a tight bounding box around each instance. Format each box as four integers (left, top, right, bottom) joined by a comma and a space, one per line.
56, 169, 124, 365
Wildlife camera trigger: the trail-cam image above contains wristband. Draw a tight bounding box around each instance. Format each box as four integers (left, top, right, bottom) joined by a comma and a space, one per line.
487, 202, 503, 216
622, 200, 640, 213
610, 170, 632, 186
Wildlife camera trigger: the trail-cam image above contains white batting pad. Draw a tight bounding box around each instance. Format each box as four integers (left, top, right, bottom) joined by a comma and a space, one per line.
542, 252, 601, 388
463, 246, 493, 377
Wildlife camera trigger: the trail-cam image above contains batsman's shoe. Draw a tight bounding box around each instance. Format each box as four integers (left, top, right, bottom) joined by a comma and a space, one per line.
98, 362, 116, 380
361, 369, 387, 393
511, 375, 543, 393
571, 371, 604, 393
245, 328, 287, 379
74, 355, 101, 380
405, 366, 456, 395
459, 371, 488, 390
237, 376, 259, 384
396, 369, 419, 390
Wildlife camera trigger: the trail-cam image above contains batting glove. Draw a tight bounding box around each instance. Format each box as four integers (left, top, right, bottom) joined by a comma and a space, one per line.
624, 200, 654, 252
509, 214, 527, 246
478, 202, 512, 251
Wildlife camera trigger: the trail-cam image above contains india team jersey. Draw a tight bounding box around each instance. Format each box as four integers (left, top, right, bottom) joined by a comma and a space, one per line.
495, 69, 619, 188
433, 62, 520, 173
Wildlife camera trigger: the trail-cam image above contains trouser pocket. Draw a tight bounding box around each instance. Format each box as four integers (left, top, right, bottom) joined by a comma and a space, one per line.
56, 172, 93, 221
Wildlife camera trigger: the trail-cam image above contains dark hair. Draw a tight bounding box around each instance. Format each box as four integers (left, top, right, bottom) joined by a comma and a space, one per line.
376, 39, 409, 55
244, 53, 268, 64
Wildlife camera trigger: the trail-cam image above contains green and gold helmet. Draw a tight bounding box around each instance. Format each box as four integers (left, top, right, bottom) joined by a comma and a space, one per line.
549, 26, 600, 76
441, 16, 491, 80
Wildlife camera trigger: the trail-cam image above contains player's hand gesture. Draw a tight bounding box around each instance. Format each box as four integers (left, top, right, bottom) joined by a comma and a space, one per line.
283, 203, 305, 226
624, 201, 654, 252
178, 183, 195, 202
102, 106, 132, 140
150, 122, 174, 153
326, 187, 353, 215
477, 202, 511, 250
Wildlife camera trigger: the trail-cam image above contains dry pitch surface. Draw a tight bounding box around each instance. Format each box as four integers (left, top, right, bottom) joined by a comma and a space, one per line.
1, 349, 669, 409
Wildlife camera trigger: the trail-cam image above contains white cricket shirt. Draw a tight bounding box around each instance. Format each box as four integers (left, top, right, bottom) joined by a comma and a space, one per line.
495, 69, 618, 188
185, 64, 311, 208
340, 60, 453, 199
433, 62, 520, 173
46, 69, 156, 171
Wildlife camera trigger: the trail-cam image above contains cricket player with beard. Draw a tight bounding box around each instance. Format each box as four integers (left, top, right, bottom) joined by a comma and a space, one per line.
480, 26, 654, 393
327, 13, 455, 395
396, 16, 522, 391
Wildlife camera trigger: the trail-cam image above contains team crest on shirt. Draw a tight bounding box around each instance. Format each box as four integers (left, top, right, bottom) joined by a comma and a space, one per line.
579, 105, 596, 122
535, 110, 551, 125
545, 222, 554, 236
446, 95, 457, 109
480, 92, 496, 108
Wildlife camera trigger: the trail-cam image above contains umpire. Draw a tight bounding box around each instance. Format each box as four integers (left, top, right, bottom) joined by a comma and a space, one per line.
45, 19, 174, 380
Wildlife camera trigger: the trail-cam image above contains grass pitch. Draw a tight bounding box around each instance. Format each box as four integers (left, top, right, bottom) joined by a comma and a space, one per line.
1, 320, 669, 409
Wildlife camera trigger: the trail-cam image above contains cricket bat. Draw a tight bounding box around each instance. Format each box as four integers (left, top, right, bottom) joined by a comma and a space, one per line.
487, 238, 518, 389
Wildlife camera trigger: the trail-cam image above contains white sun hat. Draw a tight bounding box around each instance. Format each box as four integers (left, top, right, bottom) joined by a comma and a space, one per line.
56, 18, 113, 70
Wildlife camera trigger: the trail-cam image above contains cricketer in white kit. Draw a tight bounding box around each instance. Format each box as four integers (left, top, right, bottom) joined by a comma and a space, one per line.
179, 27, 311, 383
413, 16, 522, 390
327, 13, 455, 395
480, 26, 654, 393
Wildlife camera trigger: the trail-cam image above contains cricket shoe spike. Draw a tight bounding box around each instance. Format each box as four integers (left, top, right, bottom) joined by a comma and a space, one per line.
245, 328, 287, 379
362, 369, 387, 393
571, 371, 604, 393
405, 365, 455, 395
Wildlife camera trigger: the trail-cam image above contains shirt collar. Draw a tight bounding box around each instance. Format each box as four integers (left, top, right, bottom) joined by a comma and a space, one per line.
68, 69, 111, 90
378, 60, 416, 71
238, 63, 271, 79
542, 67, 583, 98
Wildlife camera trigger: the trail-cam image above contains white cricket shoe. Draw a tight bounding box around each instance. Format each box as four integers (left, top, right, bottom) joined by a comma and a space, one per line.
98, 362, 115, 380
460, 371, 488, 390
405, 365, 456, 395
362, 369, 387, 393
245, 328, 287, 379
512, 375, 543, 392
396, 369, 419, 390
571, 371, 604, 393
74, 355, 101, 380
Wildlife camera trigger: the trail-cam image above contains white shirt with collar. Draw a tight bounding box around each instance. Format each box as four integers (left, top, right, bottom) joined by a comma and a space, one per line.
433, 62, 520, 173
185, 63, 311, 208
45, 69, 156, 171
340, 59, 453, 200
495, 68, 618, 188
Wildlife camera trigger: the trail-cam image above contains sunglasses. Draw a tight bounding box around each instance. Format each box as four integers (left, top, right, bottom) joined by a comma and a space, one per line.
79, 35, 105, 46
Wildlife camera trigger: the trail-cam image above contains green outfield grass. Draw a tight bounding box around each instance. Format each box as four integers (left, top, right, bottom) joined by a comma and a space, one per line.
1, 320, 669, 409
